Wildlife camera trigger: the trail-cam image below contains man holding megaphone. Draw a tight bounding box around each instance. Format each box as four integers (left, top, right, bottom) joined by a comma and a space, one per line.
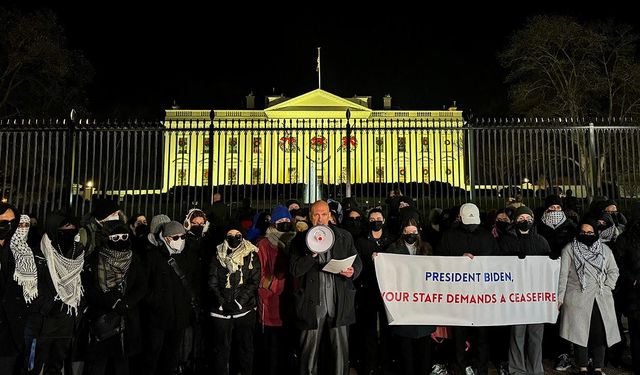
290, 200, 362, 375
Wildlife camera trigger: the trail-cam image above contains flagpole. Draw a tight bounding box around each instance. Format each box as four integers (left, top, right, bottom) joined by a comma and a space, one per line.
317, 47, 321, 89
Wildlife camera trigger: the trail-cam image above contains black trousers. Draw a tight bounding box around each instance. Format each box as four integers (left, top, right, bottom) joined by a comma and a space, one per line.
0, 355, 17, 375
211, 311, 255, 375
397, 335, 432, 375
139, 327, 182, 375
352, 288, 388, 375
453, 326, 489, 375
255, 325, 283, 375
628, 313, 640, 375
574, 302, 607, 369
85, 355, 129, 375
25, 337, 71, 375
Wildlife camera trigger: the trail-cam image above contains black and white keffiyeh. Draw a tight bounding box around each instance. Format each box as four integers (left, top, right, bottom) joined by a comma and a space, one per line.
571, 239, 605, 292
542, 211, 567, 229
40, 233, 84, 315
9, 215, 38, 303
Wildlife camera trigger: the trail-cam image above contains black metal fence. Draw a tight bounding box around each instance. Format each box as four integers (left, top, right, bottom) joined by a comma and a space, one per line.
1, 115, 639, 221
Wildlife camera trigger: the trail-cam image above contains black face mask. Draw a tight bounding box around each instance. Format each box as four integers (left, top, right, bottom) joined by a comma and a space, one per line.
226, 235, 243, 249
577, 234, 598, 247
516, 220, 533, 232
495, 221, 510, 234
108, 239, 131, 251
135, 224, 149, 238
0, 220, 14, 240
190, 226, 204, 237
57, 229, 78, 253
369, 221, 384, 232
403, 233, 418, 244
276, 222, 293, 233
462, 224, 479, 233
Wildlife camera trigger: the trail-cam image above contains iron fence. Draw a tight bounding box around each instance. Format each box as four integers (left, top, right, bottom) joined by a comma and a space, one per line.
1, 115, 638, 221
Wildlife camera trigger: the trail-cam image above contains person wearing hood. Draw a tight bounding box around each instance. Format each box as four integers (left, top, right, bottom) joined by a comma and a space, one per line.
498, 206, 550, 375
617, 203, 640, 374
535, 195, 576, 371
140, 221, 199, 375
83, 223, 147, 375
209, 223, 260, 375
424, 208, 444, 249
352, 208, 395, 375
286, 199, 301, 214
492, 208, 512, 240
245, 211, 271, 243
341, 208, 365, 240
25, 211, 85, 375
0, 202, 25, 374
438, 203, 497, 375
292, 208, 310, 233
386, 218, 435, 375
558, 219, 621, 375
255, 206, 295, 375
127, 213, 149, 255
80, 198, 124, 258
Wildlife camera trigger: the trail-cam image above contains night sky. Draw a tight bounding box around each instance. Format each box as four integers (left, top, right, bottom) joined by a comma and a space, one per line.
11, 3, 640, 118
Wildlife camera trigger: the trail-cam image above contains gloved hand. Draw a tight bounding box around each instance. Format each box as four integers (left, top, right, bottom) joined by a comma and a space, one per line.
549, 253, 559, 260
518, 253, 526, 260
222, 300, 239, 315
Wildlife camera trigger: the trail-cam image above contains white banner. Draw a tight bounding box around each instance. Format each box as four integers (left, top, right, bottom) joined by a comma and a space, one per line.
374, 254, 560, 326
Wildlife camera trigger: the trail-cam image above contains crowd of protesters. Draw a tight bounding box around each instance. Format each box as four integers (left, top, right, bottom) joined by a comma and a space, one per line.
0, 189, 638, 375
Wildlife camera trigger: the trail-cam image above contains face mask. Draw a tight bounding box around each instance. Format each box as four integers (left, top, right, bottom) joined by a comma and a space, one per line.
108, 239, 131, 251
226, 235, 243, 249
403, 233, 418, 244
463, 224, 479, 233
495, 221, 510, 234
516, 220, 533, 232
369, 221, 384, 232
275, 222, 293, 233
57, 229, 78, 253
168, 238, 185, 253
296, 221, 309, 232
190, 226, 204, 237
135, 224, 150, 237
577, 234, 598, 247
0, 220, 14, 240
542, 211, 566, 227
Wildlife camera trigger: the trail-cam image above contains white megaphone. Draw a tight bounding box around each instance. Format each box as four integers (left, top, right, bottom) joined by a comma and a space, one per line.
305, 224, 335, 254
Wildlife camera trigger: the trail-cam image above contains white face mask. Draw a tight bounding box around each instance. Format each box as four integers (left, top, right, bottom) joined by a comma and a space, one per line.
168, 238, 185, 254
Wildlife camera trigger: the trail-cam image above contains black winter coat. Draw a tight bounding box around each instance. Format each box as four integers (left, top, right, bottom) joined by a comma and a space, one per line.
0, 241, 27, 356
289, 225, 363, 330
208, 240, 260, 317
537, 219, 577, 259
143, 244, 199, 331
83, 250, 147, 358
437, 226, 499, 256
498, 230, 551, 257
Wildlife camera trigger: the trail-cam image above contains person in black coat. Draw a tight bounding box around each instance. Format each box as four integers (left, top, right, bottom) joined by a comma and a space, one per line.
209, 224, 260, 375
139, 221, 199, 375
0, 202, 24, 374
438, 203, 498, 375
498, 206, 550, 375
290, 200, 362, 375
83, 224, 147, 375
386, 218, 435, 375
535, 195, 576, 370
352, 208, 395, 375
26, 211, 85, 375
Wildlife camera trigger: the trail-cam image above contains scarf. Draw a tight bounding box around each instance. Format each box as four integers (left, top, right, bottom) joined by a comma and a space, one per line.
542, 211, 567, 229
216, 239, 258, 288
9, 215, 38, 303
265, 227, 295, 249
571, 239, 605, 292
97, 248, 132, 292
599, 225, 618, 243
40, 234, 84, 315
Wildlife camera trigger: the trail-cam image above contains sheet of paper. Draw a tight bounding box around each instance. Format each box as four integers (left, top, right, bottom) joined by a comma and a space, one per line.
321, 254, 357, 274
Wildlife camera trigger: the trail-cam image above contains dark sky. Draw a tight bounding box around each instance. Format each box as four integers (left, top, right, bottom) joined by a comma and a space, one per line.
13, 3, 640, 118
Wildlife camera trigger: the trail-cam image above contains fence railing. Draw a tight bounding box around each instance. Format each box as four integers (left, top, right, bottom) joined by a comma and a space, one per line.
1, 115, 638, 221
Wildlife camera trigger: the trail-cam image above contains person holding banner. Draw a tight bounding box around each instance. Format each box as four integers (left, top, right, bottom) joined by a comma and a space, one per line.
290, 200, 362, 375
386, 218, 435, 375
498, 206, 550, 375
438, 203, 498, 375
557, 220, 620, 375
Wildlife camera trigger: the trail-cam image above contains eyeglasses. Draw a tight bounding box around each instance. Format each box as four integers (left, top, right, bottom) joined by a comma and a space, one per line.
170, 234, 186, 241
0, 220, 13, 231
108, 233, 129, 241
